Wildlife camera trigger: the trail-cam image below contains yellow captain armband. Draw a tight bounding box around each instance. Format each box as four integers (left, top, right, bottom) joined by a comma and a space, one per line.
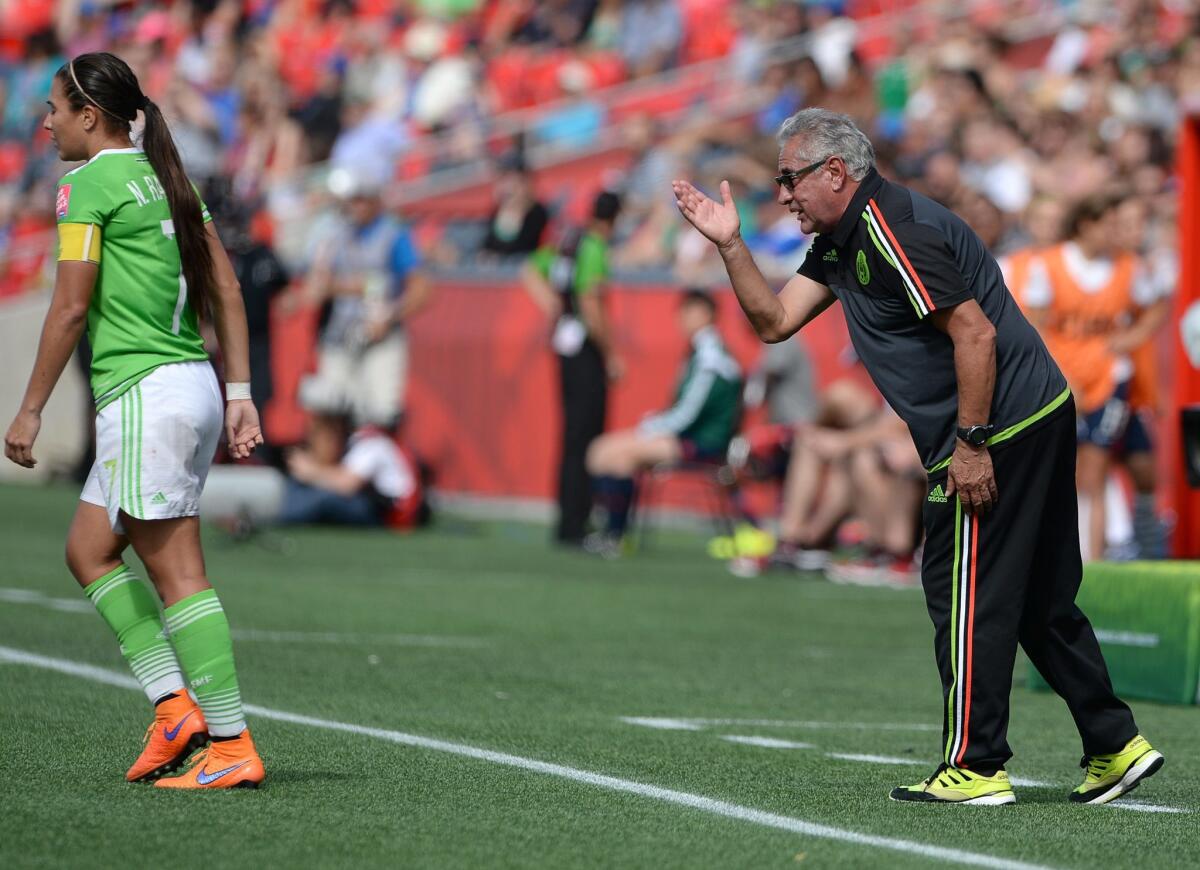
57, 223, 102, 264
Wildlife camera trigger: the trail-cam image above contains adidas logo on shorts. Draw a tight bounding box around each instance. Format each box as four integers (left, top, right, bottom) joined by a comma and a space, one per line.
151, 492, 168, 505
928, 484, 948, 504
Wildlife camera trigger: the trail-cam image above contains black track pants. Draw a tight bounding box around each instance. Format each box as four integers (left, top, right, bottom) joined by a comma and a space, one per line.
556, 342, 607, 543
920, 403, 1137, 771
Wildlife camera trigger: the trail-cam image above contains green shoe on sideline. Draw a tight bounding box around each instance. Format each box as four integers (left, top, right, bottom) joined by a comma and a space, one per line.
1070, 734, 1164, 805
889, 764, 1016, 805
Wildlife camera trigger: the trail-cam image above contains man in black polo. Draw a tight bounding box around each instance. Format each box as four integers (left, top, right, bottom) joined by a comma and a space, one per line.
673, 108, 1164, 805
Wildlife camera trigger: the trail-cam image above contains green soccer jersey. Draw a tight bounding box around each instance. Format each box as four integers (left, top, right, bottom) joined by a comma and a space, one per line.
55, 148, 211, 409
528, 232, 610, 297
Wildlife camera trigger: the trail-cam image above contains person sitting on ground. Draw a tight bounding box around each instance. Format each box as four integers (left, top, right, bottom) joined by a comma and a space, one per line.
585, 288, 743, 555
281, 401, 426, 529
817, 406, 926, 586
200, 401, 428, 533
749, 375, 924, 584
767, 377, 878, 570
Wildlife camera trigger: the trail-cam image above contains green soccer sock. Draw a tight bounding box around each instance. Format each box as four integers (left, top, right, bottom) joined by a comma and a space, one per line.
163, 588, 246, 737
84, 565, 185, 704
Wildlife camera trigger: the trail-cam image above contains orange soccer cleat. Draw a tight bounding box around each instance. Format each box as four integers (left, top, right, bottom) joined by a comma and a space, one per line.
126, 692, 209, 782
155, 729, 264, 790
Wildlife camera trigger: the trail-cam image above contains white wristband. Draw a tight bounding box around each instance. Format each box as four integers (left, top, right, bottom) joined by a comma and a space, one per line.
225, 382, 252, 402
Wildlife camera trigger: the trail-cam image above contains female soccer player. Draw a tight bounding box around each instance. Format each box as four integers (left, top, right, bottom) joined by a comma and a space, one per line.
4, 53, 265, 789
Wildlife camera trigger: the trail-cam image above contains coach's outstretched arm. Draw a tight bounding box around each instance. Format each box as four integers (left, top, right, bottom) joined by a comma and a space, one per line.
673, 179, 835, 343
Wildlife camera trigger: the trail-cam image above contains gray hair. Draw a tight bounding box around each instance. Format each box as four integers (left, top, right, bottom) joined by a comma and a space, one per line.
776, 108, 875, 181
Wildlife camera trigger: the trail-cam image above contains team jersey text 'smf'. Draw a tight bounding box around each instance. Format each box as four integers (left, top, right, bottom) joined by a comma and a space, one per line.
56, 148, 211, 409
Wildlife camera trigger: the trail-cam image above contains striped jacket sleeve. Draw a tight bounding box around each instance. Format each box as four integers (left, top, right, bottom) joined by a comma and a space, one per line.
863, 203, 973, 318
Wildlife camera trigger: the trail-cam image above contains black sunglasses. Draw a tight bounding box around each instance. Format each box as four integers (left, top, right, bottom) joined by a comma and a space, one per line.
774, 158, 828, 191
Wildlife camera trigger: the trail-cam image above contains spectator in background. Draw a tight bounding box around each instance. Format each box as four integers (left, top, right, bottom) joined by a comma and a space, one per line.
2, 29, 62, 138
329, 93, 411, 190
155, 73, 223, 183
282, 403, 425, 529
712, 334, 819, 566
1113, 194, 1172, 559
766, 379, 878, 571
228, 81, 306, 201
585, 289, 743, 557
960, 115, 1033, 216
294, 63, 344, 164
619, 0, 684, 78
206, 181, 289, 460
1023, 192, 1169, 560
513, 0, 597, 47
752, 336, 819, 434
203, 394, 426, 531
301, 171, 432, 428
613, 113, 680, 267
522, 190, 622, 547
479, 153, 549, 259
586, 0, 623, 51
533, 60, 605, 151
735, 383, 925, 587
819, 405, 926, 586
1000, 193, 1067, 305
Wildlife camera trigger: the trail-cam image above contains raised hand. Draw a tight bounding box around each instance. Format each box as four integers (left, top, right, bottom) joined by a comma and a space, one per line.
672, 179, 740, 248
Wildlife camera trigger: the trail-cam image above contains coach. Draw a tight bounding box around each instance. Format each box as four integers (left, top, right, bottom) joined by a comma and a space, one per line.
673, 109, 1162, 805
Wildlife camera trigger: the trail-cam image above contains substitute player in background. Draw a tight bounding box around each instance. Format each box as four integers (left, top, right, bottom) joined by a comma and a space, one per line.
1021, 193, 1170, 561
4, 53, 265, 789
674, 109, 1162, 806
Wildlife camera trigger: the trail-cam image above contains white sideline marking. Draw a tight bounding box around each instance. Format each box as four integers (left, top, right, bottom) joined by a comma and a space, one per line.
1108, 801, 1190, 814
0, 588, 485, 648
620, 717, 705, 731
722, 735, 814, 750
0, 587, 92, 613
621, 716, 939, 732
0, 645, 1057, 870
1009, 777, 1054, 788
231, 629, 488, 649
828, 753, 925, 766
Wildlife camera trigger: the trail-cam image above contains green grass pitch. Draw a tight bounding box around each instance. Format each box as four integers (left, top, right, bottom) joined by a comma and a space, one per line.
1, 483, 1196, 869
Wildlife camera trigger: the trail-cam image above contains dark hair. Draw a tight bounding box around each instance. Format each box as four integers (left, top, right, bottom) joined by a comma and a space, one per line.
1064, 191, 1121, 239
592, 190, 621, 222
681, 287, 717, 315
57, 52, 215, 316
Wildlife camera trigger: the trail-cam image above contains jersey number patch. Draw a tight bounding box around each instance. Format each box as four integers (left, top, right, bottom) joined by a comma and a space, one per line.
160, 219, 188, 335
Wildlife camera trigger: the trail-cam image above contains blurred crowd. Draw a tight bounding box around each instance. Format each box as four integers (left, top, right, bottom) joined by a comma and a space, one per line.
0, 0, 852, 293
4, 2, 1195, 285
0, 0, 1193, 561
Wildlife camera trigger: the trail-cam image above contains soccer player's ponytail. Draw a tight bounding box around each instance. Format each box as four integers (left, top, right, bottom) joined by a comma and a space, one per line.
57, 52, 215, 317
141, 98, 215, 317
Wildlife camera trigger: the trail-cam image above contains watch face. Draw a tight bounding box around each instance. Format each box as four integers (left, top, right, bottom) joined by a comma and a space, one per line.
960, 426, 988, 446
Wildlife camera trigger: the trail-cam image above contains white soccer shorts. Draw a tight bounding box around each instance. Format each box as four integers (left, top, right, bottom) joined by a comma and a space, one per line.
81, 361, 223, 533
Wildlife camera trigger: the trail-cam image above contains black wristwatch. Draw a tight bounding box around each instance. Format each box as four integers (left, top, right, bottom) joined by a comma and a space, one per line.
957, 424, 994, 448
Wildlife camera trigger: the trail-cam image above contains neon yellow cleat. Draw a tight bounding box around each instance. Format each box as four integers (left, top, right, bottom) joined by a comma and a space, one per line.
708, 524, 775, 560
1069, 734, 1164, 805
890, 764, 1016, 805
